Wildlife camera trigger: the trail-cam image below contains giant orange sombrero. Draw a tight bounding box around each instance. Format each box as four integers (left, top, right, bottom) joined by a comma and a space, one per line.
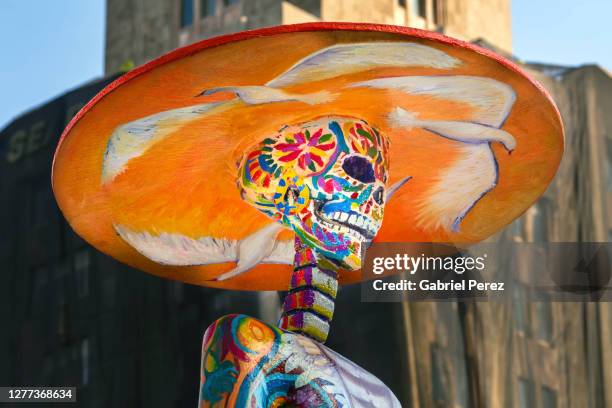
52, 23, 563, 290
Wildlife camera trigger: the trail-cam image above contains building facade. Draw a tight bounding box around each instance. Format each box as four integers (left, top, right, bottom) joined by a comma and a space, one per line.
105, 0, 512, 74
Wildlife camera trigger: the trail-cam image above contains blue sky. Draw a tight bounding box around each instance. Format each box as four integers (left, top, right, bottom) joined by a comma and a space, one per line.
512, 0, 611, 68
0, 0, 610, 129
0, 0, 105, 129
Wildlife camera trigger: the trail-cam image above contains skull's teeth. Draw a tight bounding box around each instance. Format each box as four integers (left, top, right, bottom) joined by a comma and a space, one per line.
317, 208, 382, 240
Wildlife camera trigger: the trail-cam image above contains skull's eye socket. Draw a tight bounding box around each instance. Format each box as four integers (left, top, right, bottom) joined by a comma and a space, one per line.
342, 156, 375, 184
373, 187, 384, 205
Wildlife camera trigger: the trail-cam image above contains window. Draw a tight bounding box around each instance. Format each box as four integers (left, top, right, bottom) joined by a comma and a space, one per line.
514, 286, 531, 335
508, 218, 524, 241
518, 378, 535, 408
65, 102, 85, 125
431, 345, 448, 407
74, 250, 90, 298
172, 281, 184, 303
535, 295, 553, 343
286, 0, 321, 17
453, 354, 469, 408
258, 291, 281, 325
102, 274, 116, 308
31, 182, 51, 228
180, 0, 194, 27
410, 0, 427, 18
541, 386, 557, 408
30, 266, 49, 316
528, 200, 550, 242
606, 139, 612, 192
201, 0, 216, 17
81, 338, 90, 385
223, 0, 239, 6
58, 301, 71, 345
42, 355, 55, 383
532, 206, 547, 242
432, 0, 439, 24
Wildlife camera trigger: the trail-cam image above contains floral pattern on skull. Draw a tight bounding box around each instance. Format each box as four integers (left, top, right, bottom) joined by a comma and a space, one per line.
238, 116, 390, 269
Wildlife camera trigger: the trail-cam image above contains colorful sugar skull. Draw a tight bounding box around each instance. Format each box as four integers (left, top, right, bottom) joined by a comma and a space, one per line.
238, 116, 390, 269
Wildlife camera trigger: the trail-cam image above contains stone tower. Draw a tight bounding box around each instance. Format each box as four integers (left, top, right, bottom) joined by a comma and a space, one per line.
104, 0, 512, 74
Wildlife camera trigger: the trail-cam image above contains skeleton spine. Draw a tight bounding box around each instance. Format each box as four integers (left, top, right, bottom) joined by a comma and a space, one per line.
279, 237, 338, 343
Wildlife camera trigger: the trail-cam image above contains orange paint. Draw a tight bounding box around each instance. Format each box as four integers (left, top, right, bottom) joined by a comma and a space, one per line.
52, 24, 563, 290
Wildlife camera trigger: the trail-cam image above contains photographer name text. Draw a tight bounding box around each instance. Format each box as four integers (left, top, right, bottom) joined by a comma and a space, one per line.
369, 253, 505, 293
372, 279, 505, 291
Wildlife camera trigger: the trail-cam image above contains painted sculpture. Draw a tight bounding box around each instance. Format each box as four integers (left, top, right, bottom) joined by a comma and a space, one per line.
52, 23, 564, 407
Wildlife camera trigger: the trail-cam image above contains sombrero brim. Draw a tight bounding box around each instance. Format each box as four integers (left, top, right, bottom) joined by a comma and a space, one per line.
52, 23, 563, 290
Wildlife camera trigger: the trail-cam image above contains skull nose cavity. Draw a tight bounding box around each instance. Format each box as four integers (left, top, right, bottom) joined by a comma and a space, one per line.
373, 186, 384, 205
342, 156, 375, 184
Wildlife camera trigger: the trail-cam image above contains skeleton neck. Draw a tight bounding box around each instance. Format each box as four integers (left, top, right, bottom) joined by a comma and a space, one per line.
279, 236, 339, 343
